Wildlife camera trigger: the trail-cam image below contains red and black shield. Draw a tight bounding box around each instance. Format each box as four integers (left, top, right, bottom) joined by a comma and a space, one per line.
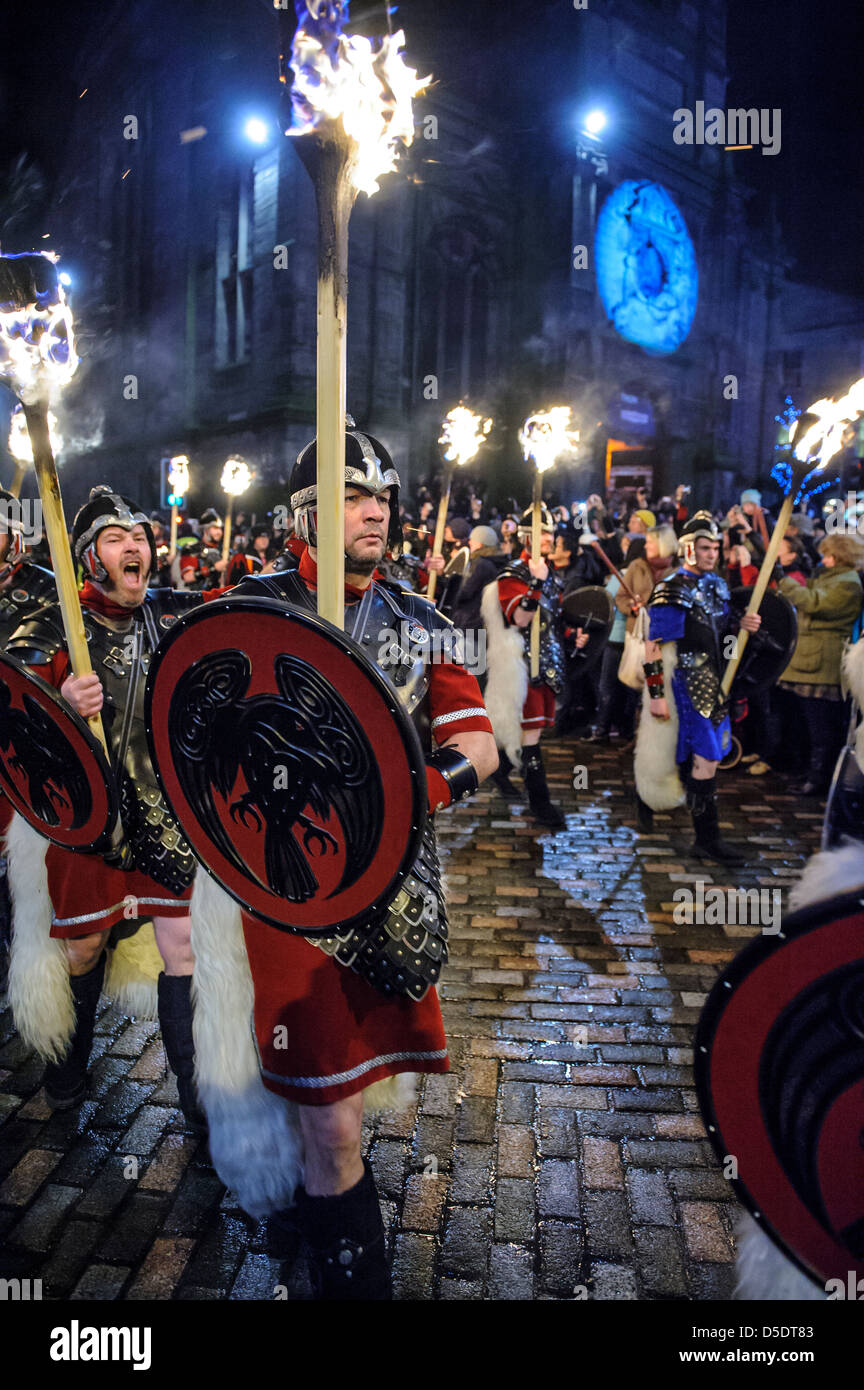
695, 890, 864, 1290
0, 650, 117, 850
145, 596, 427, 935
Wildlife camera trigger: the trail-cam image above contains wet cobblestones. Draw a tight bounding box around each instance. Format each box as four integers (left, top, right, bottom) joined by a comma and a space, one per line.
0, 741, 818, 1299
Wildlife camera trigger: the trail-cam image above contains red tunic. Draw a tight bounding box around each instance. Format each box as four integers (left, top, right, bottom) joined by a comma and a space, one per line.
243, 547, 492, 1105
22, 587, 195, 939
497, 572, 556, 731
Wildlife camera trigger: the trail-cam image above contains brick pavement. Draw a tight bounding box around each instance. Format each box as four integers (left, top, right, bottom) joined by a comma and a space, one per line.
0, 741, 820, 1300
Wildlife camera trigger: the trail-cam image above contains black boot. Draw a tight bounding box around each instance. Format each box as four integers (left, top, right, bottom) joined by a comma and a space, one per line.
635, 793, 654, 832
688, 776, 745, 865
521, 745, 566, 828
294, 1159, 391, 1300
43, 952, 106, 1109
491, 747, 519, 799
157, 973, 207, 1134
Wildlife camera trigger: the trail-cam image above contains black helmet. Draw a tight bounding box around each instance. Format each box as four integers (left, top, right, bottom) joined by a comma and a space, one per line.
199, 507, 223, 529
290, 427, 402, 550
72, 486, 155, 582
679, 509, 721, 564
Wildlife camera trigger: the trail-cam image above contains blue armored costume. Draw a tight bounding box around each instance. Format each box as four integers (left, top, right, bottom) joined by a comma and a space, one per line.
648, 567, 733, 763
635, 509, 748, 865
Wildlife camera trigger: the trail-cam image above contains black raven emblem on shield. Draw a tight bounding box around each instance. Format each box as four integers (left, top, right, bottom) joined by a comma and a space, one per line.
169, 649, 384, 903
0, 683, 93, 827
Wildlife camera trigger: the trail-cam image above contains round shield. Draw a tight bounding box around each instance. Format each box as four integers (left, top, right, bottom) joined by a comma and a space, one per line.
695, 889, 864, 1289
728, 585, 797, 696
561, 585, 613, 671
0, 650, 117, 850
145, 596, 428, 935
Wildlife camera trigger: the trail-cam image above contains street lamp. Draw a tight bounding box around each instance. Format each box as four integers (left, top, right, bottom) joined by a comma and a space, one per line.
243, 116, 270, 146
582, 108, 608, 139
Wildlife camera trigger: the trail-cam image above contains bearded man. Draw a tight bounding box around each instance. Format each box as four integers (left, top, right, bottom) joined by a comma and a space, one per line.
6, 488, 207, 1125
192, 427, 498, 1300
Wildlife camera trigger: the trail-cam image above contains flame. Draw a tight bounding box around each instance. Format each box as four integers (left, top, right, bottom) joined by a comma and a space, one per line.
221, 455, 252, 496
439, 406, 492, 467
791, 376, 864, 468
0, 253, 77, 403
7, 403, 62, 464
519, 407, 580, 474
288, 1, 429, 196
168, 454, 190, 497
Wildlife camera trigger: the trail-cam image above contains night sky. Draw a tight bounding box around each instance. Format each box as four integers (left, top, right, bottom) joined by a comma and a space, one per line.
0, 0, 862, 292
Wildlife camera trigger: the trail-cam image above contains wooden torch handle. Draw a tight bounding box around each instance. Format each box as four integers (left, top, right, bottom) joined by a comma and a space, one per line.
530, 472, 542, 679
721, 493, 794, 698
22, 403, 109, 753
426, 466, 453, 603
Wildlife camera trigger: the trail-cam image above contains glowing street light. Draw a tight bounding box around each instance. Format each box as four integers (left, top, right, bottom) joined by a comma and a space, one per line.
244, 116, 270, 146
582, 109, 607, 138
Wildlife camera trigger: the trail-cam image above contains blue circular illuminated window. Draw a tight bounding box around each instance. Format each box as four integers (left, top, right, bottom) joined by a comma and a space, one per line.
595, 180, 698, 355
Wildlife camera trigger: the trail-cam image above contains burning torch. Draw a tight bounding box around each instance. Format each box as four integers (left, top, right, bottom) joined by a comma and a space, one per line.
167, 454, 190, 553
281, 0, 427, 627
7, 401, 62, 499
427, 406, 493, 603
519, 408, 580, 678
0, 251, 108, 752
220, 454, 252, 563
721, 376, 864, 698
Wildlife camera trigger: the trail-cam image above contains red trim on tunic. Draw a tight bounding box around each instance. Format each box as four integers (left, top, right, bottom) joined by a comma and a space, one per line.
46, 847, 191, 938
241, 914, 449, 1105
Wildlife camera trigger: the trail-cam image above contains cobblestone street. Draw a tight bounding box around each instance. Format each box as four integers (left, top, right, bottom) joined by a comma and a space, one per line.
0, 741, 821, 1301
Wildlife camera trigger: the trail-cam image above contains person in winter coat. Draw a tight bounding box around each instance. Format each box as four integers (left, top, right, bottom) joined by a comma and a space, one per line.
777, 533, 864, 795
451, 526, 507, 636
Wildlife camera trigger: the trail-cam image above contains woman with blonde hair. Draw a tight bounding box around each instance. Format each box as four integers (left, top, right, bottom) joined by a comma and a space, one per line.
777, 532, 864, 794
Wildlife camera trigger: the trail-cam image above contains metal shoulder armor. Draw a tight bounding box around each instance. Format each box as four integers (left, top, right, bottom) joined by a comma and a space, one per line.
5, 603, 67, 666
649, 569, 698, 611
141, 588, 206, 640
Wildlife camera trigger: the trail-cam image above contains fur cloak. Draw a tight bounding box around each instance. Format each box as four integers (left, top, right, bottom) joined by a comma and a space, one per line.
633, 642, 686, 810
480, 579, 528, 765
4, 812, 161, 1061
190, 872, 418, 1218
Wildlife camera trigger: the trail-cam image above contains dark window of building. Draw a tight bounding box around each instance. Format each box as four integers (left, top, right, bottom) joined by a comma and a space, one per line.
782, 349, 803, 388
217, 162, 254, 366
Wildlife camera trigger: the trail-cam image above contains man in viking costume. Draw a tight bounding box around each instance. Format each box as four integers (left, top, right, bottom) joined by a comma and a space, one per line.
0, 487, 56, 643
697, 633, 864, 1301
633, 510, 761, 863
189, 428, 497, 1300
480, 507, 583, 826
5, 487, 206, 1126
171, 508, 225, 591
0, 489, 58, 968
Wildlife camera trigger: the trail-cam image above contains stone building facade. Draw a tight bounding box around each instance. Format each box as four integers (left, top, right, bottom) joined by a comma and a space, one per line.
35, 0, 861, 516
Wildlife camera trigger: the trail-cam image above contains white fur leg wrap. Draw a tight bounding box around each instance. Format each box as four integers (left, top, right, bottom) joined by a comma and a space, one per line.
5, 812, 75, 1063
634, 644, 685, 811
734, 1212, 824, 1301
481, 580, 528, 765
790, 840, 864, 911
190, 870, 303, 1216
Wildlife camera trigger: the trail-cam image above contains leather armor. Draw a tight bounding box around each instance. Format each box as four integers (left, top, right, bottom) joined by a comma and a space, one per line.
502, 561, 566, 693
231, 565, 457, 1001
7, 589, 203, 894
649, 569, 734, 724
0, 563, 57, 648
